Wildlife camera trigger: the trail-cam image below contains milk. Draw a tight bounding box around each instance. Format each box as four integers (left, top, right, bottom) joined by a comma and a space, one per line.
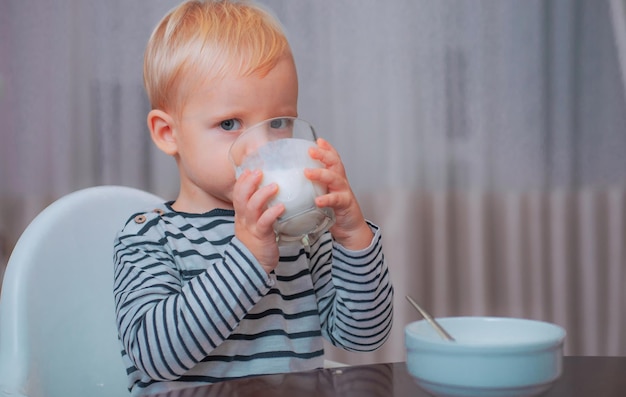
235, 137, 334, 241
262, 168, 321, 217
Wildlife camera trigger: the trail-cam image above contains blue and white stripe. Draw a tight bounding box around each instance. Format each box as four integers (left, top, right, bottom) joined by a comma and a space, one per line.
113, 204, 393, 396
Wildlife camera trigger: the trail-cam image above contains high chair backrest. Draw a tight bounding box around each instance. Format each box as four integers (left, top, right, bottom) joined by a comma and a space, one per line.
0, 186, 164, 397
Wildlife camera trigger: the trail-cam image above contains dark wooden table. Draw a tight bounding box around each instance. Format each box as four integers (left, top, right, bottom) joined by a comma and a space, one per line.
149, 356, 626, 397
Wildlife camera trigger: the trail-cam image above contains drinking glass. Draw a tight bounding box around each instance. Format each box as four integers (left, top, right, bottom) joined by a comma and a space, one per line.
229, 117, 335, 244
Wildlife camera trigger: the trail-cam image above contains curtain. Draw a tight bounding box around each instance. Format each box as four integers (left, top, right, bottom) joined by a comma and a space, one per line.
1, 0, 625, 364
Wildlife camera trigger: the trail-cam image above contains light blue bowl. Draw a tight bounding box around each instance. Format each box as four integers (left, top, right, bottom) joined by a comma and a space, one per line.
405, 317, 566, 397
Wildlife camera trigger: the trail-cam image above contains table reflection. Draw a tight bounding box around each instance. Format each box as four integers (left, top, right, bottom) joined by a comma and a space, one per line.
147, 357, 626, 397
150, 363, 395, 397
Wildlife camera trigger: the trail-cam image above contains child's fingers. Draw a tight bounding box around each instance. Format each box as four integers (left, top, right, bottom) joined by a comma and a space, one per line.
316, 137, 335, 151
309, 139, 344, 172
233, 169, 262, 201
234, 170, 282, 226
247, 182, 278, 212
314, 191, 350, 209
304, 167, 346, 190
258, 203, 284, 230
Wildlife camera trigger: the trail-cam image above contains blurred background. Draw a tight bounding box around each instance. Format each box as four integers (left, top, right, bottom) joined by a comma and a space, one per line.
1, 0, 625, 364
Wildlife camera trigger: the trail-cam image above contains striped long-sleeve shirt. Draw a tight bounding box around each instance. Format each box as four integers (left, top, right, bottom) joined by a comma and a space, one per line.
113, 204, 393, 396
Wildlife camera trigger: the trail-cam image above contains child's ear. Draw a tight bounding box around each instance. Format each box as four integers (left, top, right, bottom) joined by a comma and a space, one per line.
147, 109, 178, 156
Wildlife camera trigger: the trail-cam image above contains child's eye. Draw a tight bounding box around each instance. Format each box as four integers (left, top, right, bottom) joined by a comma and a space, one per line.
220, 119, 241, 131
269, 118, 292, 129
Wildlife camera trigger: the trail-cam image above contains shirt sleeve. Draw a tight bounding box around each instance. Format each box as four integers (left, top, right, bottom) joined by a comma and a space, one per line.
113, 215, 274, 381
307, 221, 394, 351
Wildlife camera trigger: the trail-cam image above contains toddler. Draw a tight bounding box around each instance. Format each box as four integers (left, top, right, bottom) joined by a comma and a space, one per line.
113, 1, 394, 395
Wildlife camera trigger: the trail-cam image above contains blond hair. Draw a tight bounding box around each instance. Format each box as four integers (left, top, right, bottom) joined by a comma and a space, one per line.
144, 0, 291, 114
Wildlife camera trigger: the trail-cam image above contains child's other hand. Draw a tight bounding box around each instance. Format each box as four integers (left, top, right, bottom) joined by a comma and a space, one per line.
232, 169, 283, 273
305, 138, 374, 250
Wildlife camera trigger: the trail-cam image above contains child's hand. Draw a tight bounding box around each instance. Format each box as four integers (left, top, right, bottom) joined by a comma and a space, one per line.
305, 138, 374, 250
232, 169, 283, 273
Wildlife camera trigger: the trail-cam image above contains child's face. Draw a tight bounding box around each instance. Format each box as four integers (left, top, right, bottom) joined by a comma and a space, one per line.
172, 56, 299, 212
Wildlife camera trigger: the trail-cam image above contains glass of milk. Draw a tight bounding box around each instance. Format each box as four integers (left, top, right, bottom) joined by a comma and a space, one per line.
229, 117, 335, 244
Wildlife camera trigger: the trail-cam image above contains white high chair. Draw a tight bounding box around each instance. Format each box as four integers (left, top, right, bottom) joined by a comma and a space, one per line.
0, 186, 164, 397
0, 185, 345, 397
